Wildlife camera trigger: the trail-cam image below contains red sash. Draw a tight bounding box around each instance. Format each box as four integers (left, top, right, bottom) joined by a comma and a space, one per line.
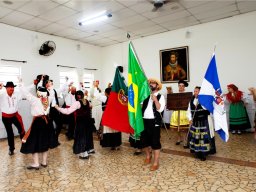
2, 112, 25, 135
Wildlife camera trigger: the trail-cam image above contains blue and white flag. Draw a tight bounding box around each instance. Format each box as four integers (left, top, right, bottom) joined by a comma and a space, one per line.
198, 54, 229, 142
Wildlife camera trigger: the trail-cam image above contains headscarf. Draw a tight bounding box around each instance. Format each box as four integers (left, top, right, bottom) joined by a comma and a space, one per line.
226, 84, 243, 103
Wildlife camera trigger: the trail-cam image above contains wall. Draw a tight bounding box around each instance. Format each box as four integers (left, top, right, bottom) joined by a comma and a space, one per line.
101, 11, 256, 95
0, 23, 102, 88
0, 23, 102, 138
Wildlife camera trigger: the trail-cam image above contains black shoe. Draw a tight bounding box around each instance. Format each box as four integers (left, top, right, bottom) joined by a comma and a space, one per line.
200, 157, 206, 161
79, 156, 89, 160
27, 165, 39, 170
175, 141, 181, 145
183, 145, 189, 149
41, 163, 47, 168
8, 150, 14, 156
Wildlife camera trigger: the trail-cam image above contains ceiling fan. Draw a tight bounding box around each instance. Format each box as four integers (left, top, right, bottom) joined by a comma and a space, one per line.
148, 0, 173, 12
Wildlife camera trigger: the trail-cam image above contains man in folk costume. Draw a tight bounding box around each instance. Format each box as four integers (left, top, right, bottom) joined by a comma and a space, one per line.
187, 86, 216, 161
0, 81, 25, 155
141, 78, 165, 171
20, 85, 56, 170
170, 80, 190, 147
62, 86, 76, 140
45, 80, 62, 145
90, 80, 103, 131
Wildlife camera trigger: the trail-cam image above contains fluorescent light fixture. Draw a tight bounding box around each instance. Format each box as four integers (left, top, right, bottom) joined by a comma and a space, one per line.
79, 10, 112, 26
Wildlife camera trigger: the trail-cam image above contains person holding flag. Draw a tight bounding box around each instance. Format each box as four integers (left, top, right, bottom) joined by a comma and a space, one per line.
100, 87, 122, 150
187, 86, 216, 161
128, 42, 150, 139
198, 53, 229, 142
101, 67, 133, 134
141, 78, 165, 171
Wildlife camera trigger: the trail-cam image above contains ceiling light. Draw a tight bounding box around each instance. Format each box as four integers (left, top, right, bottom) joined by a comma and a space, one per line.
79, 11, 112, 26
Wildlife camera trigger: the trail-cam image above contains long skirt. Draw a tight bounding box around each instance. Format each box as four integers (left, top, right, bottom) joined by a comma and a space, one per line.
73, 118, 90, 154
229, 102, 251, 131
170, 110, 189, 130
100, 126, 121, 148
188, 118, 216, 157
48, 119, 60, 149
20, 116, 50, 154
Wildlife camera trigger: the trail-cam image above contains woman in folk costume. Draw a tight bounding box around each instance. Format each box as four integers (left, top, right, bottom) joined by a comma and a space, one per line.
225, 84, 251, 135
20, 86, 55, 170
170, 80, 190, 147
55, 90, 94, 159
187, 86, 216, 161
100, 87, 121, 150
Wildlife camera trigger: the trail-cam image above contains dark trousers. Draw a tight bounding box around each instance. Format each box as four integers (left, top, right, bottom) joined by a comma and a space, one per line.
65, 113, 75, 139
49, 107, 63, 139
2, 116, 25, 151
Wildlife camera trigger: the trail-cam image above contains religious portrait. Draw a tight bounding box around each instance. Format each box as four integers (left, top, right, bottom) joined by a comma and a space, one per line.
160, 46, 189, 83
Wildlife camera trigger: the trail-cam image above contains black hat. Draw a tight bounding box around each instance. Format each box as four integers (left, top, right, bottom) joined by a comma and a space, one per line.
37, 86, 49, 96
4, 81, 16, 88
178, 80, 189, 87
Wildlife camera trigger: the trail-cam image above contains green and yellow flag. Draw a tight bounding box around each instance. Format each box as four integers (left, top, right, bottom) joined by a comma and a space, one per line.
128, 43, 150, 138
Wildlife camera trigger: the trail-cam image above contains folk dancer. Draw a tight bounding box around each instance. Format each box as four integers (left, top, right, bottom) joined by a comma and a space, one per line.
0, 81, 25, 155
55, 91, 95, 159
20, 85, 56, 170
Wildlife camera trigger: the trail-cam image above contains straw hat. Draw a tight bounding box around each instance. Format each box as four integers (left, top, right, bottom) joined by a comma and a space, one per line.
148, 78, 162, 90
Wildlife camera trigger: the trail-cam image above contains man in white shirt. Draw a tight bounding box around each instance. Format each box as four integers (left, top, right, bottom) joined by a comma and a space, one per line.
90, 80, 102, 131
141, 78, 165, 171
46, 80, 61, 145
63, 86, 76, 140
0, 81, 25, 155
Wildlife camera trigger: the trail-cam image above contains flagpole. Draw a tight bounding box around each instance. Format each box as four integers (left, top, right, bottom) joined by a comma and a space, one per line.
129, 39, 171, 139
129, 41, 148, 81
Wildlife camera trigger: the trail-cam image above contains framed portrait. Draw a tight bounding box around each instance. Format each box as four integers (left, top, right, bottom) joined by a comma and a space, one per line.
160, 46, 189, 83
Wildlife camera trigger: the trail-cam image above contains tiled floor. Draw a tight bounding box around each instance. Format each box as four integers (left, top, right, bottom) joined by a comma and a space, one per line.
0, 129, 256, 192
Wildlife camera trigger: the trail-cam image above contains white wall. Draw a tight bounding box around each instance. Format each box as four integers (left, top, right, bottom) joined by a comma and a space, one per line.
0, 23, 102, 88
0, 23, 102, 138
101, 11, 256, 95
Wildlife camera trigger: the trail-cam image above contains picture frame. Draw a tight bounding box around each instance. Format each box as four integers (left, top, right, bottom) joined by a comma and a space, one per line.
160, 46, 189, 83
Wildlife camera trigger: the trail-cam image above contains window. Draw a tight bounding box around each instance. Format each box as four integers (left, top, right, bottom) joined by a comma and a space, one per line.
0, 65, 21, 88
82, 72, 94, 92
59, 69, 79, 88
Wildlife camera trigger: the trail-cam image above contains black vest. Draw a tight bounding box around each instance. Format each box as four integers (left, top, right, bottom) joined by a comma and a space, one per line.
53, 89, 59, 106
142, 94, 163, 125
76, 100, 90, 118
190, 96, 210, 120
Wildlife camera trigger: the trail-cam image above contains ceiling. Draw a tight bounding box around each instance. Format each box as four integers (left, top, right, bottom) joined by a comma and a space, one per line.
1, 0, 256, 47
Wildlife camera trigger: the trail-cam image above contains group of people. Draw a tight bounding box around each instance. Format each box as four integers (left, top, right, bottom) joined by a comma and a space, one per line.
0, 72, 255, 171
